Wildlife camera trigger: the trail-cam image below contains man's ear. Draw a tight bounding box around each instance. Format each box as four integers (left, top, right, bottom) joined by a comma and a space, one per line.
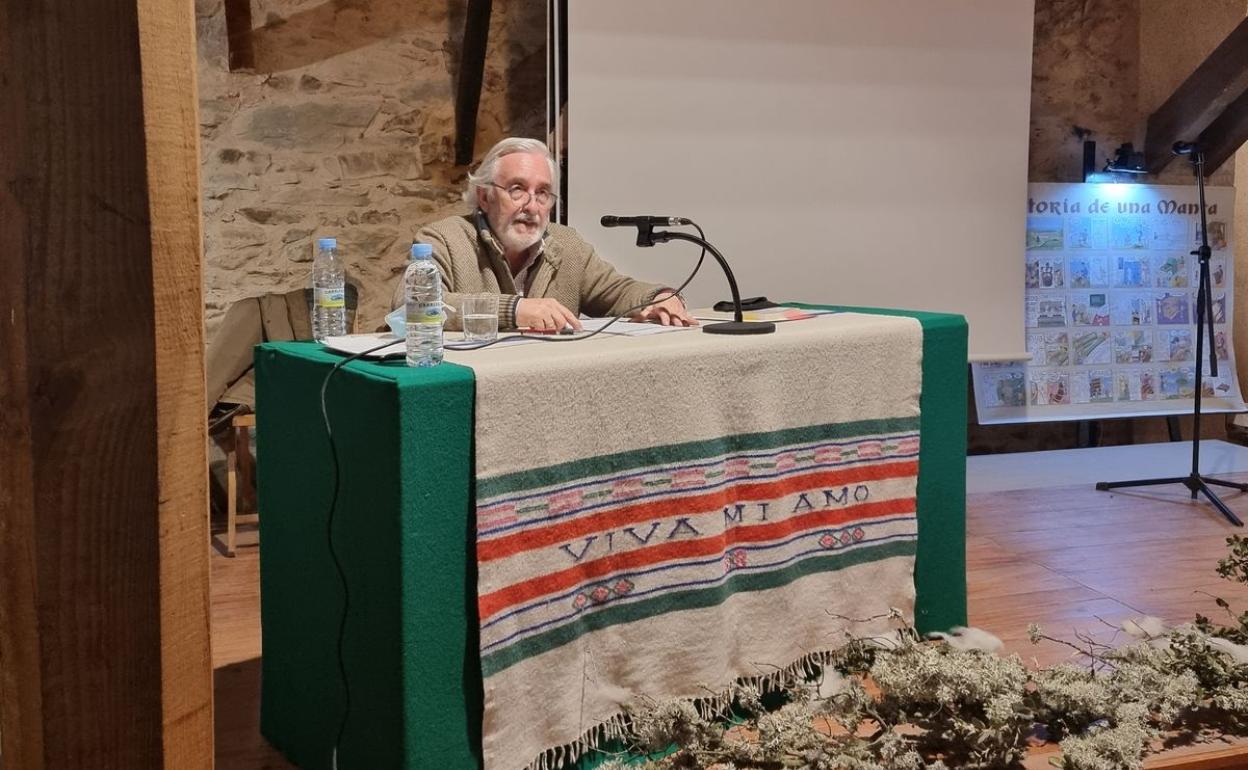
476, 186, 490, 210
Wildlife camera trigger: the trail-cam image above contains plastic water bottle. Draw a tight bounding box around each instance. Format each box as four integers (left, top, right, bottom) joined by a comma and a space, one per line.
311, 237, 346, 341
405, 243, 444, 367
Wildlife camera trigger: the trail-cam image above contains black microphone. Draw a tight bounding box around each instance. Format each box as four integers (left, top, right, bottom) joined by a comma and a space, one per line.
1173, 141, 1199, 156
600, 215, 691, 228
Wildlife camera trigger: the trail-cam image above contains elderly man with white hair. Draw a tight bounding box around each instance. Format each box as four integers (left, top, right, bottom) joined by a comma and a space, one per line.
393, 137, 696, 332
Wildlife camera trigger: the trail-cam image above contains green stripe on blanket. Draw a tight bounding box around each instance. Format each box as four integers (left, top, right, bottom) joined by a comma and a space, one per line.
477, 415, 920, 499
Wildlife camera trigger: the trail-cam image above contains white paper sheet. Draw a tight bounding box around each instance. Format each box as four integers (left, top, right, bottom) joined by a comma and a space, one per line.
322, 331, 547, 359
577, 318, 695, 336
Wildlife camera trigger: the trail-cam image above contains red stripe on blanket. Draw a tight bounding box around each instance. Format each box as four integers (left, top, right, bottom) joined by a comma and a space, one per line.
477, 459, 918, 563
477, 495, 916, 621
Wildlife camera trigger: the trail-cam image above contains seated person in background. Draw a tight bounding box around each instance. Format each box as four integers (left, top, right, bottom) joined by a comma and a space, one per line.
392, 137, 696, 332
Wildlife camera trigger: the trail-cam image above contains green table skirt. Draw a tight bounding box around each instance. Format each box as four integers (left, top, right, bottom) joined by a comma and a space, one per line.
256, 304, 967, 770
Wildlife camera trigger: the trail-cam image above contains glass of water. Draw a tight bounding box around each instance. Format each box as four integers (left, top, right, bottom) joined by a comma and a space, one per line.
461, 293, 499, 343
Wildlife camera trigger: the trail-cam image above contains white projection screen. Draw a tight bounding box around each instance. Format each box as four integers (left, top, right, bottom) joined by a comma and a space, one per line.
564, 0, 1035, 360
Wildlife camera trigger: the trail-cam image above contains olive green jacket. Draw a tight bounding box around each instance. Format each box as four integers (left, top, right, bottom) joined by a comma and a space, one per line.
206, 286, 358, 412
391, 213, 663, 330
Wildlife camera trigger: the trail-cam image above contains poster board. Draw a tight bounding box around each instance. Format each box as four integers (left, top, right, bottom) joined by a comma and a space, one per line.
973, 183, 1245, 424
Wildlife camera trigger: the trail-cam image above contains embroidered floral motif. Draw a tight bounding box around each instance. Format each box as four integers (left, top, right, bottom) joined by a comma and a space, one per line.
722, 548, 749, 572
820, 527, 868, 549
548, 489, 584, 515
573, 578, 637, 610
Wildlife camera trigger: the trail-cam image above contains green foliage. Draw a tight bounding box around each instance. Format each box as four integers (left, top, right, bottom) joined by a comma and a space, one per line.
1166, 632, 1248, 691
1194, 534, 1248, 645
1216, 535, 1248, 584
595, 538, 1248, 770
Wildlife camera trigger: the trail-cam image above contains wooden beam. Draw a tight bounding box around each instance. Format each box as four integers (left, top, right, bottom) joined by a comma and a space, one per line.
455, 0, 493, 166
135, 0, 215, 764
1144, 17, 1248, 174
0, 0, 212, 768
1196, 87, 1248, 176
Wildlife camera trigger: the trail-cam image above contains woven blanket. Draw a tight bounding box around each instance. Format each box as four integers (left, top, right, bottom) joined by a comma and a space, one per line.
457, 313, 923, 770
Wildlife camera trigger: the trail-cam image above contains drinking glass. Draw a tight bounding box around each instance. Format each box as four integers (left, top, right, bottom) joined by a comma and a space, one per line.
461, 293, 499, 342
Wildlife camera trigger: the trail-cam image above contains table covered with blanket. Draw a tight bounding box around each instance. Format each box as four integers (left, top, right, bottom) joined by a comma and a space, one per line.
255, 304, 967, 770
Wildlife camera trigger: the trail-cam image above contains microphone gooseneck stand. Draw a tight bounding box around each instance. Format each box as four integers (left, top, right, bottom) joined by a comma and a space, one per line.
1094, 143, 1246, 526
632, 221, 775, 335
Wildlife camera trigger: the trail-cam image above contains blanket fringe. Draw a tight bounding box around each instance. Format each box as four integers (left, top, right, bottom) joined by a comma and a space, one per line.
521, 648, 840, 770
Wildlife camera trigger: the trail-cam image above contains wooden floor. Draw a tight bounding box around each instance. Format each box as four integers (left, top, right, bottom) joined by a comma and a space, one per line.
212, 476, 1248, 768
969, 476, 1248, 668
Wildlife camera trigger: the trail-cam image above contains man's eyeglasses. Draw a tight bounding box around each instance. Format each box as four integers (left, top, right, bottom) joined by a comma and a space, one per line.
489, 183, 558, 209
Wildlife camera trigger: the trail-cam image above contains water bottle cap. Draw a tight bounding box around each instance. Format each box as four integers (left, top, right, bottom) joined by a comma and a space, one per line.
411, 243, 434, 259
317, 237, 337, 249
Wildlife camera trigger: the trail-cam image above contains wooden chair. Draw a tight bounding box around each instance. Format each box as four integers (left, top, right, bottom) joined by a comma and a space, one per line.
225, 413, 258, 556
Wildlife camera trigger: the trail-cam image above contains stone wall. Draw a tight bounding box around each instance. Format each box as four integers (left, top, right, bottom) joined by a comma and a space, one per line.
1028, 0, 1141, 185
196, 0, 545, 338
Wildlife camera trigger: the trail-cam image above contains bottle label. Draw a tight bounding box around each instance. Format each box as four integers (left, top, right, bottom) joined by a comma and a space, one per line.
315, 287, 345, 309
408, 301, 443, 325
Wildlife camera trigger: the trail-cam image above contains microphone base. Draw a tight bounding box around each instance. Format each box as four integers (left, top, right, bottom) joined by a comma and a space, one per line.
702, 320, 776, 335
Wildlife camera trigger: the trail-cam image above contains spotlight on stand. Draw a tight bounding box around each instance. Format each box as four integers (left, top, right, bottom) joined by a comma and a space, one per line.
1104, 143, 1148, 175
1083, 141, 1150, 184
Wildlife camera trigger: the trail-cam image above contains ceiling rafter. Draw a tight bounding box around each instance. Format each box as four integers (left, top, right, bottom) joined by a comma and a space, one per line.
1144, 17, 1248, 175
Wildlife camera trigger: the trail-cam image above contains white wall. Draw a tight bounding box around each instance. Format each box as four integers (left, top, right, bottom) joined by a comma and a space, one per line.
566, 0, 1035, 359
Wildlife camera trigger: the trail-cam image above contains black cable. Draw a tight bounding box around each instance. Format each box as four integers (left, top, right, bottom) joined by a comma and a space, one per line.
317, 221, 707, 760
318, 339, 394, 767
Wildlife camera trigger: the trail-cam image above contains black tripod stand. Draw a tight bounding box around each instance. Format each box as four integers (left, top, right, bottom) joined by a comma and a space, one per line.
1095, 143, 1247, 526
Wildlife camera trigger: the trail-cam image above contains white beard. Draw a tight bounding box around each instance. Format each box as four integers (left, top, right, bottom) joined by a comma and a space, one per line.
495, 212, 545, 253
497, 223, 543, 253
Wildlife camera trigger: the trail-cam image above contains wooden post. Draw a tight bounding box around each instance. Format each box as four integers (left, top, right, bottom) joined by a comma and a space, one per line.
455, 0, 494, 165
0, 0, 213, 767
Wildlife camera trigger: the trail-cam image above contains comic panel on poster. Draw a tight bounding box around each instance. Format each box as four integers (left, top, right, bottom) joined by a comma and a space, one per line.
973, 183, 1245, 424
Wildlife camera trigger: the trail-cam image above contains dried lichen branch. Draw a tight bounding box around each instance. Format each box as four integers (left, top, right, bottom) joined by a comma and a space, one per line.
593, 536, 1248, 770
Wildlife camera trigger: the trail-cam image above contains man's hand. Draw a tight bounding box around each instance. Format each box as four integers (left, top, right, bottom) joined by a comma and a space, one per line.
632, 294, 698, 327
517, 297, 583, 332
